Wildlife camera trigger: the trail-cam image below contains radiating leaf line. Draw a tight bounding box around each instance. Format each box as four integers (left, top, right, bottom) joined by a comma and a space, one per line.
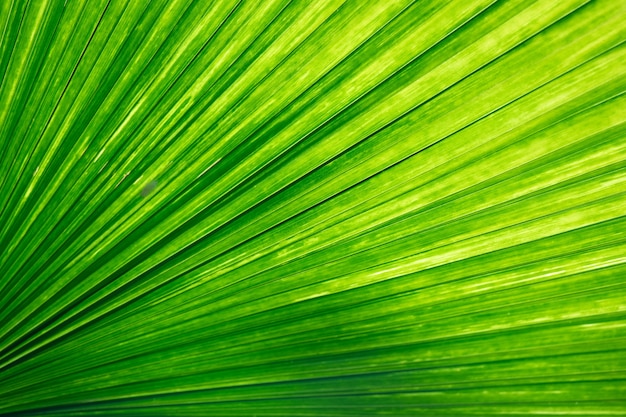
1, 0, 626, 415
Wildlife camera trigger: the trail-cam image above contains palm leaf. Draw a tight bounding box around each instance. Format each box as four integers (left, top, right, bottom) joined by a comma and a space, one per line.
1, 0, 625, 415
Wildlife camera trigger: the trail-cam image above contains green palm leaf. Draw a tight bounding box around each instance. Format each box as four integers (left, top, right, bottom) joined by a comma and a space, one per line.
1, 0, 625, 415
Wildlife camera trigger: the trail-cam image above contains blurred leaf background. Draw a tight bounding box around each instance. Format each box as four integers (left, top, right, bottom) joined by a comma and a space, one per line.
1, 0, 625, 415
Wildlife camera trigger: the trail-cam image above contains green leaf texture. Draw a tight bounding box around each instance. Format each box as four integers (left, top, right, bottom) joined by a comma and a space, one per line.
1, 0, 625, 415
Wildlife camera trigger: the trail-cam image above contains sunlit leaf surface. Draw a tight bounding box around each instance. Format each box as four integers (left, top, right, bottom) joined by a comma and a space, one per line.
1, 0, 625, 415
